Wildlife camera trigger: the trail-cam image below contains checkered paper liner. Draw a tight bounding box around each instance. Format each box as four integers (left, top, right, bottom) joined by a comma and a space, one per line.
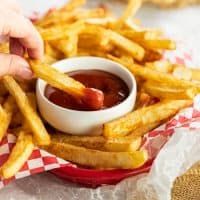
0, 45, 198, 189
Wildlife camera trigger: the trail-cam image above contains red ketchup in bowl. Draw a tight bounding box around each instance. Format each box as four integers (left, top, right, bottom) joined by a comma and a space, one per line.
45, 70, 129, 111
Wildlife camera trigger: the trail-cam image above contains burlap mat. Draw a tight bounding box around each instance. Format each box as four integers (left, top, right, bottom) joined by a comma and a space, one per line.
172, 162, 200, 200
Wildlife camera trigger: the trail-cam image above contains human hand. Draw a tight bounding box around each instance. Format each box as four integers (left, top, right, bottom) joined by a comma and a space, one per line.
0, 0, 43, 79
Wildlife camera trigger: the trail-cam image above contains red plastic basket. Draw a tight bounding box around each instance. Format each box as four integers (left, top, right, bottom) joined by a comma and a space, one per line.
51, 160, 152, 187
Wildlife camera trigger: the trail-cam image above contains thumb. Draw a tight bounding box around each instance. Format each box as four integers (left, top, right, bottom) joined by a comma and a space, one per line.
0, 53, 33, 80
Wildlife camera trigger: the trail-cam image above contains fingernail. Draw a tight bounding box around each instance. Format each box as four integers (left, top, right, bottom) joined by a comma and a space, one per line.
19, 67, 34, 80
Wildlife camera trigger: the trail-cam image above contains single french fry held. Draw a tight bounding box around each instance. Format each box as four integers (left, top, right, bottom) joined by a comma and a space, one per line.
29, 60, 85, 97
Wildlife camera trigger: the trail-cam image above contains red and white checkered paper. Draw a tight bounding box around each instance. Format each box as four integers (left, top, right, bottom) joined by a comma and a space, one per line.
0, 44, 198, 189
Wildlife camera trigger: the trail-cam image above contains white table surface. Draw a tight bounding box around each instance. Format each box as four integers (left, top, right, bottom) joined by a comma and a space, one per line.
0, 1, 200, 199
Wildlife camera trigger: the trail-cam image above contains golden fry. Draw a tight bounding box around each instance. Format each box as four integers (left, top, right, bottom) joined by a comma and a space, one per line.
129, 122, 161, 137
80, 24, 110, 47
172, 65, 200, 82
36, 0, 86, 27
107, 56, 200, 91
52, 35, 78, 58
29, 60, 85, 97
0, 43, 9, 53
141, 39, 176, 50
104, 100, 192, 138
142, 49, 162, 62
135, 92, 157, 109
51, 133, 141, 152
0, 131, 34, 179
107, 30, 145, 61
0, 96, 15, 141
121, 29, 163, 41
143, 81, 198, 100
39, 21, 84, 41
43, 55, 58, 65
10, 111, 23, 129
45, 142, 147, 169
3, 76, 50, 145
45, 42, 64, 60
117, 0, 142, 28
145, 60, 173, 73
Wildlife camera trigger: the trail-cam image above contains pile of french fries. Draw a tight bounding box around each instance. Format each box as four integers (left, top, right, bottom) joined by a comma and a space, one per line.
0, 0, 199, 179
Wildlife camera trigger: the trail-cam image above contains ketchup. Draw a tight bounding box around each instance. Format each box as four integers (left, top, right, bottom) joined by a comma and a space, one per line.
45, 70, 129, 111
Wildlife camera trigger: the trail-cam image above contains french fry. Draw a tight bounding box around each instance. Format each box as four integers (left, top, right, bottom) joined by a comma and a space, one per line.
189, 68, 200, 81
52, 35, 78, 57
39, 21, 85, 41
104, 100, 192, 138
45, 42, 64, 60
10, 111, 23, 129
143, 81, 198, 100
80, 24, 110, 47
29, 60, 85, 97
142, 49, 162, 62
45, 142, 148, 169
85, 17, 115, 27
107, 56, 200, 91
3, 76, 50, 145
117, 0, 142, 28
172, 66, 192, 81
43, 55, 58, 65
0, 43, 9, 53
35, 0, 86, 27
135, 92, 158, 109
0, 106, 8, 141
0, 96, 15, 141
36, 11, 78, 28
145, 60, 173, 73
130, 64, 200, 90
172, 65, 200, 82
104, 137, 141, 152
51, 133, 142, 152
120, 29, 163, 41
129, 122, 161, 137
107, 30, 145, 61
141, 39, 176, 50
0, 131, 34, 179
22, 93, 37, 131
78, 48, 106, 57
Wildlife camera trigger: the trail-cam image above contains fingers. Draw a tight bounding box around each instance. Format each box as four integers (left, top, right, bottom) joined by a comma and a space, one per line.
9, 38, 25, 57
0, 9, 44, 59
0, 53, 33, 80
0, 0, 22, 13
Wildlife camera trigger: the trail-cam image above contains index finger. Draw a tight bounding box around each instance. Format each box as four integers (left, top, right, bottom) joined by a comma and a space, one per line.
0, 10, 43, 59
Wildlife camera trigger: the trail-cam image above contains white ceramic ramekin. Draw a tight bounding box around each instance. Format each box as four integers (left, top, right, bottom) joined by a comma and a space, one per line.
36, 56, 137, 135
